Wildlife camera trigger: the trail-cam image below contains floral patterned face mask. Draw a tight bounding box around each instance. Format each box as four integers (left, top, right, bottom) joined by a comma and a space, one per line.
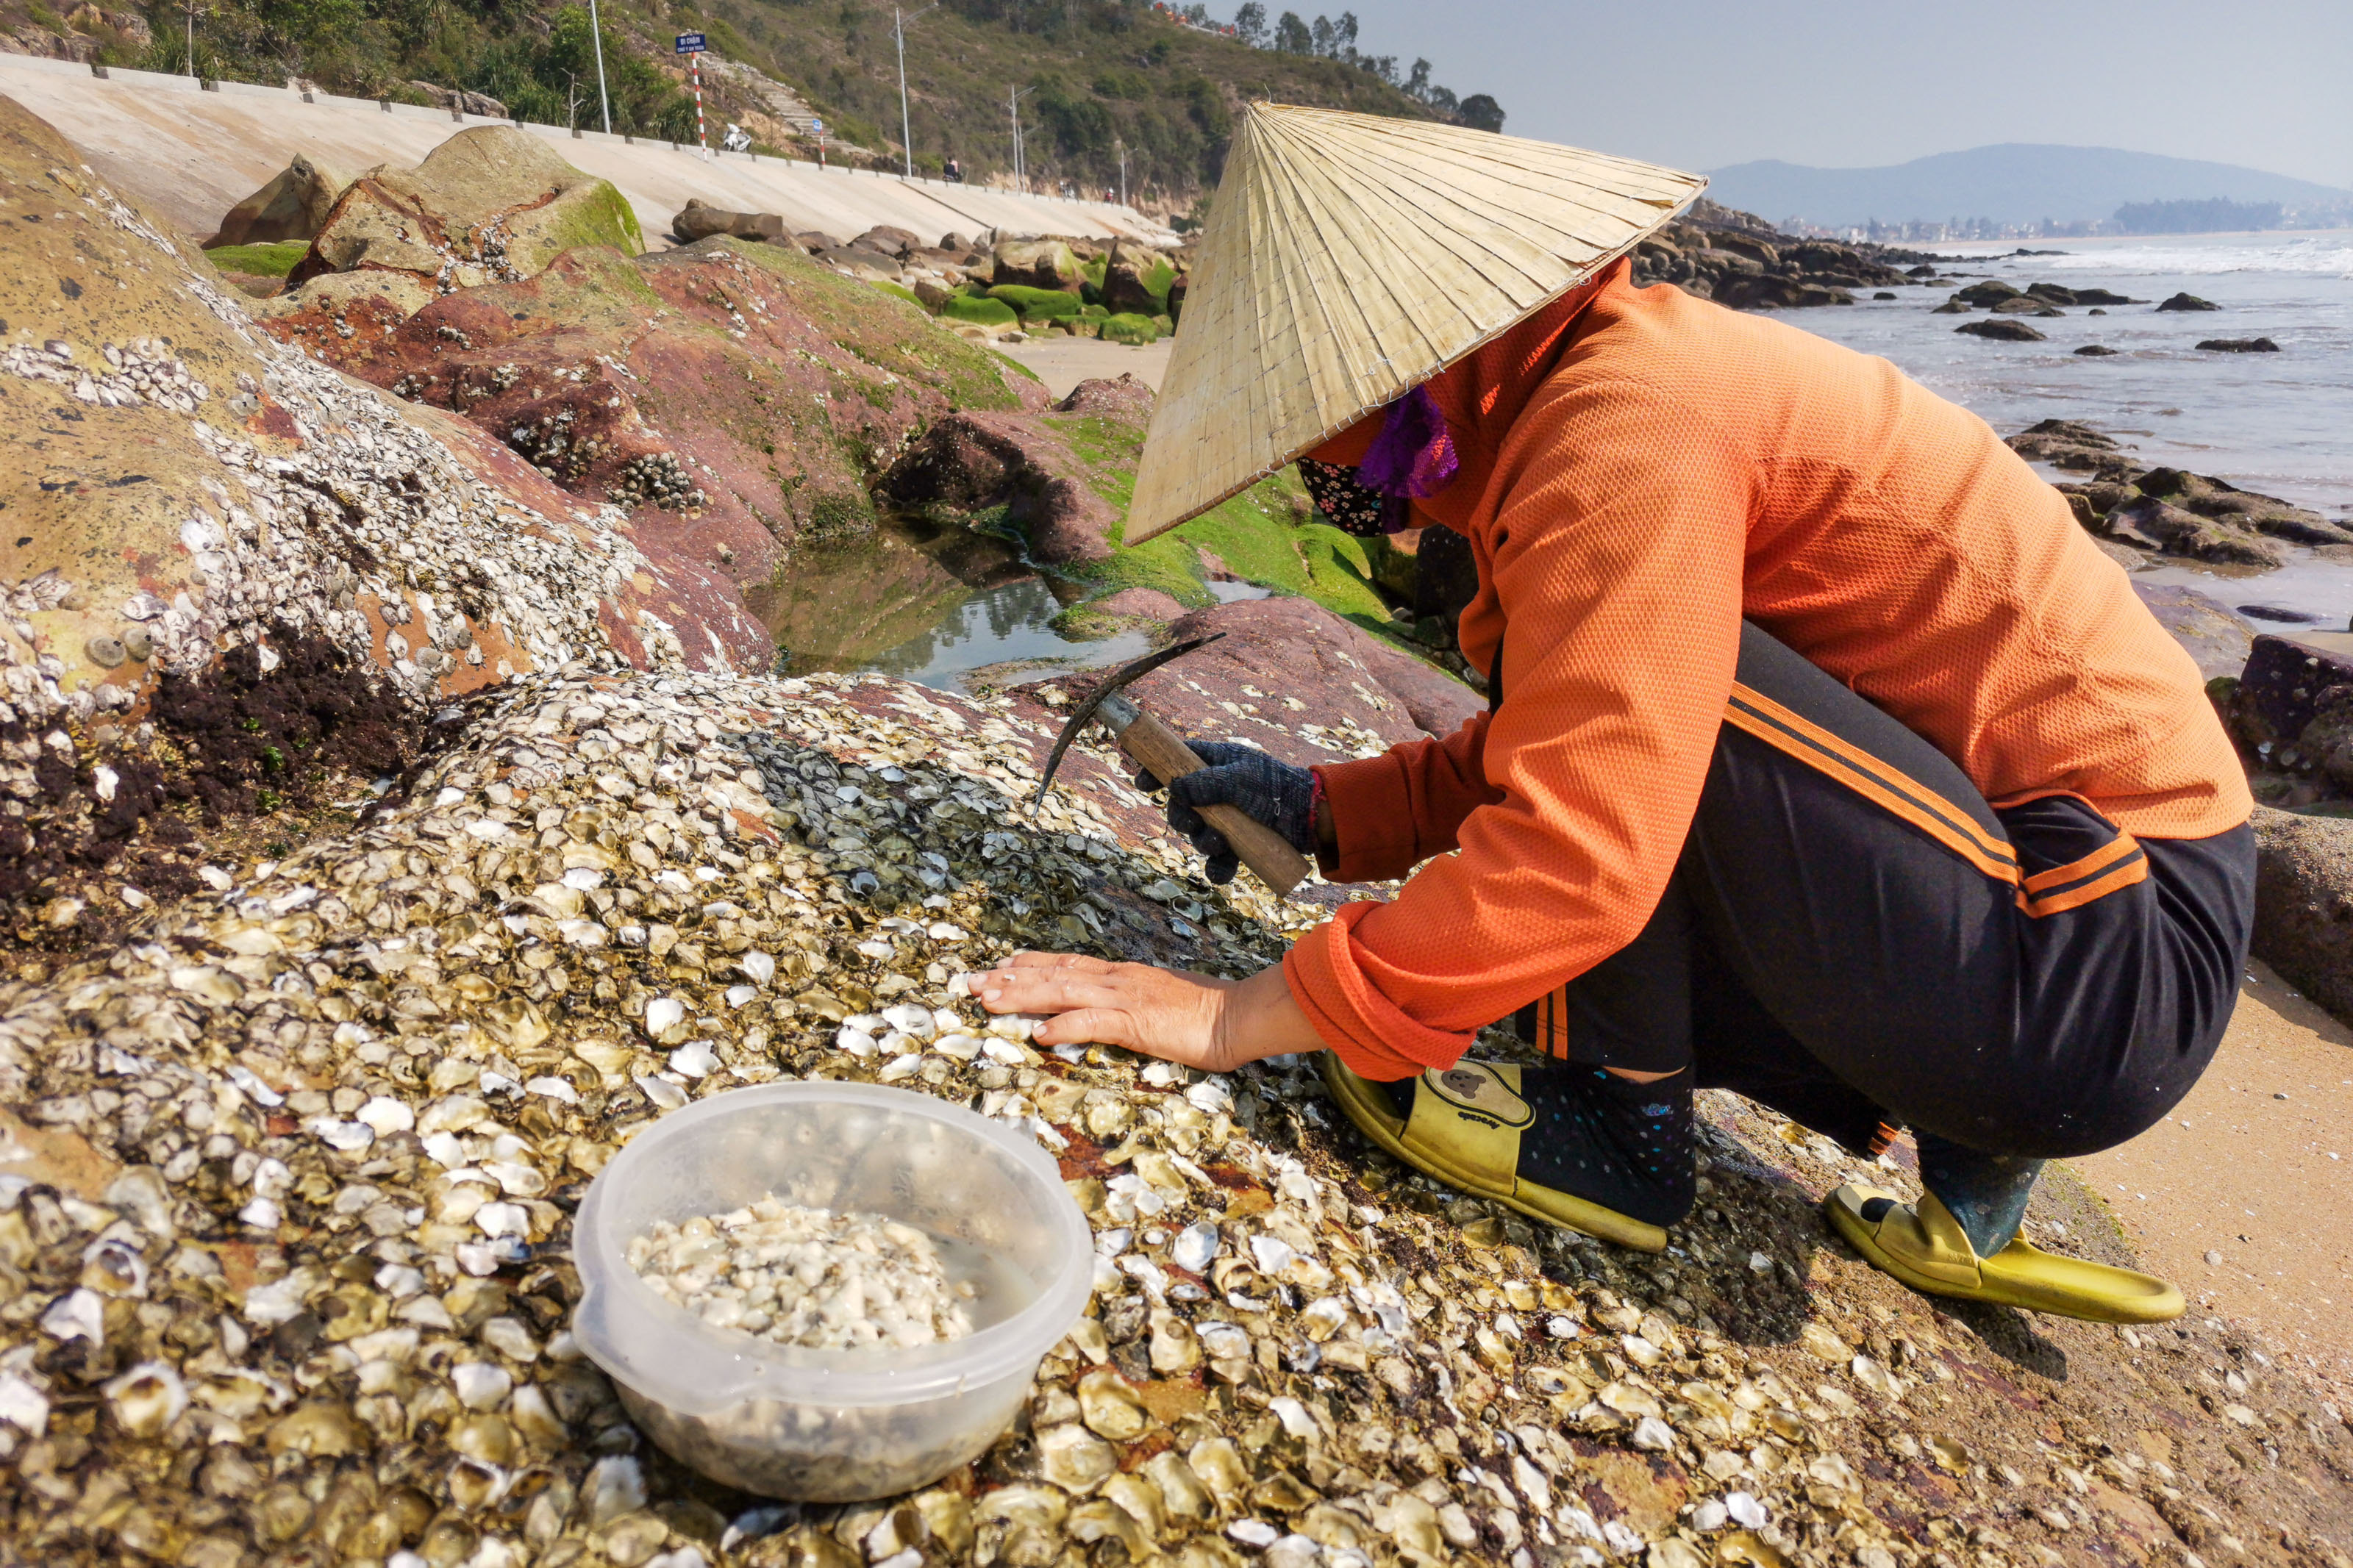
1296, 384, 1460, 537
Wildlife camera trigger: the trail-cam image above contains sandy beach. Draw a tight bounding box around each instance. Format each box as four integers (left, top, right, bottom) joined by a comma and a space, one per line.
998, 334, 1171, 398
2075, 961, 2353, 1410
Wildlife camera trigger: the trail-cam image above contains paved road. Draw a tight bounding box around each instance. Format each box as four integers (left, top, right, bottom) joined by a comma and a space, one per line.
0, 54, 1174, 250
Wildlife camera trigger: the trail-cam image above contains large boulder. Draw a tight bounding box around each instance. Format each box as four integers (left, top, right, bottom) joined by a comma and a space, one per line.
274, 126, 641, 299
1955, 318, 2046, 342
1052, 370, 1154, 423
1101, 243, 1175, 316
1953, 279, 2022, 307
1413, 523, 1482, 629
814, 246, 902, 282
877, 376, 1153, 565
1706, 231, 1778, 265
2007, 417, 2126, 470
2135, 467, 2352, 545
2226, 634, 2353, 757
407, 79, 510, 118
1035, 594, 1481, 773
1711, 273, 1852, 309
203, 152, 349, 248
1350, 523, 1488, 684
2107, 495, 2284, 566
878, 407, 1117, 563
671, 196, 785, 245
990, 236, 1083, 292
852, 223, 921, 257
2250, 806, 2353, 1025
2015, 420, 2352, 565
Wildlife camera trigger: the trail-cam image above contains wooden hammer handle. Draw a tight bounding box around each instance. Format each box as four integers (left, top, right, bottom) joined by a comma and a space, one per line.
1116, 708, 1311, 898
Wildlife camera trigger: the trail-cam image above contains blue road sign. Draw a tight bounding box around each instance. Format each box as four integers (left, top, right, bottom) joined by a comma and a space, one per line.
674, 31, 706, 52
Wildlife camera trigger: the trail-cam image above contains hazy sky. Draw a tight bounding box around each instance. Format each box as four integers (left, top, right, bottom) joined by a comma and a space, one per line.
1327, 0, 2353, 188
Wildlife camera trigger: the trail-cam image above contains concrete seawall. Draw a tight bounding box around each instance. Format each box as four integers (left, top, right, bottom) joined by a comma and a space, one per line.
0, 53, 1177, 248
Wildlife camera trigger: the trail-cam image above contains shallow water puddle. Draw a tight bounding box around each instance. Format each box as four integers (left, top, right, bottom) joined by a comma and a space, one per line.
749, 517, 1265, 691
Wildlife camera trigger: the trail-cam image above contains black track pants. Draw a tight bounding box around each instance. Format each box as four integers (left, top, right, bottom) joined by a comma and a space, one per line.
1518, 622, 2254, 1161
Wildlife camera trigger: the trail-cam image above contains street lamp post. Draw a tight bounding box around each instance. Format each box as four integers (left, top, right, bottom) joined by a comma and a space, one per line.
893, 4, 940, 179
1114, 137, 1126, 207
1010, 84, 1034, 192
585, 0, 613, 133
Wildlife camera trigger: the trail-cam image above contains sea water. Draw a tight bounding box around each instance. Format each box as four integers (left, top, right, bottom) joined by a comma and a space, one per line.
1783, 232, 2353, 626
1788, 232, 2353, 513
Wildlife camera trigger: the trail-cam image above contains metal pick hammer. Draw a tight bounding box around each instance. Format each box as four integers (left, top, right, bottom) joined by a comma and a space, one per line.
1033, 634, 1311, 897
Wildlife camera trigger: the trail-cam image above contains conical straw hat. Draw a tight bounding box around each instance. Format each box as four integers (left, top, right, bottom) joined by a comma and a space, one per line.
1126, 102, 1706, 545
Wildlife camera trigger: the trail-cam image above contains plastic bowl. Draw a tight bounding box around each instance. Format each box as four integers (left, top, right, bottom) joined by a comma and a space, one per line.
571, 1081, 1091, 1501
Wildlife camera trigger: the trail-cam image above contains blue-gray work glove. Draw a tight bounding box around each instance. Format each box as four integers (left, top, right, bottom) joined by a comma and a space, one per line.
1134, 741, 1317, 884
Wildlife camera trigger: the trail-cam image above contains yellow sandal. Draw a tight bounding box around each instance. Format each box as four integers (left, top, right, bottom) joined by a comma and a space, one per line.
1321, 1053, 1669, 1253
1825, 1182, 2185, 1323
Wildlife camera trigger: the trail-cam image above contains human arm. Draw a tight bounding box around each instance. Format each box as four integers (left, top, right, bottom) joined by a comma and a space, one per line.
1310, 710, 1500, 881
971, 953, 1324, 1072
1138, 720, 1499, 884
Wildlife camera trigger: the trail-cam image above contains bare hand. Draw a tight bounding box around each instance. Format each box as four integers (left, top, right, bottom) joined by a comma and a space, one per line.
971, 953, 1325, 1074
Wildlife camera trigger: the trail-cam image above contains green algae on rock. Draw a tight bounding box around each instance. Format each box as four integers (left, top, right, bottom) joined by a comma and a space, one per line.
200, 241, 310, 280
1099, 311, 1161, 346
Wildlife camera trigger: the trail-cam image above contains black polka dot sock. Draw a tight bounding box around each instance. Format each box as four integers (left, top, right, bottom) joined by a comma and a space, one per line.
1385, 1067, 1696, 1227
1913, 1131, 2043, 1258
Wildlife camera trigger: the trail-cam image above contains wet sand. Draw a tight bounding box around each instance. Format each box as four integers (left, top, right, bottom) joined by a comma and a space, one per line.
2071, 959, 2353, 1408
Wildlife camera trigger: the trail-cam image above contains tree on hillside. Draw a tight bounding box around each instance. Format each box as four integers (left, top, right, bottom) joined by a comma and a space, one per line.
1272, 10, 1312, 53
1457, 93, 1503, 133
1232, 1, 1265, 46
457, 6, 696, 140
1308, 12, 1354, 57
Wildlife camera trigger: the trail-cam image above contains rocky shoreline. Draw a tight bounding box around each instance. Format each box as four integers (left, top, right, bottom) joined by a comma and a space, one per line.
0, 89, 2349, 1568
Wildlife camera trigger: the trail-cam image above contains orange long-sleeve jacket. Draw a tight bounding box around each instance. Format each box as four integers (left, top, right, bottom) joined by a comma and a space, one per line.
1281, 260, 2252, 1080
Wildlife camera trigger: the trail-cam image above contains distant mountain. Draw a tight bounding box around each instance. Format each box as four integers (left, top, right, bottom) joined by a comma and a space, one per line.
1704, 144, 2352, 230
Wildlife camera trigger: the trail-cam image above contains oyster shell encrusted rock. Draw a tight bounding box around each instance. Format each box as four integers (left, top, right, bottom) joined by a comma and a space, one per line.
0, 659, 2341, 1567
0, 92, 767, 739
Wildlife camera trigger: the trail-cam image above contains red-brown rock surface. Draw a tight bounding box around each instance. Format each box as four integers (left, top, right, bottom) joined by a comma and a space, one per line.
263, 237, 1032, 590
1143, 596, 1482, 756
1012, 595, 1480, 772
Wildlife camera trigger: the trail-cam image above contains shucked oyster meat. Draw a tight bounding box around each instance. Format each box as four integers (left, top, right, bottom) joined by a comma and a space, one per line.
626, 1198, 976, 1350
